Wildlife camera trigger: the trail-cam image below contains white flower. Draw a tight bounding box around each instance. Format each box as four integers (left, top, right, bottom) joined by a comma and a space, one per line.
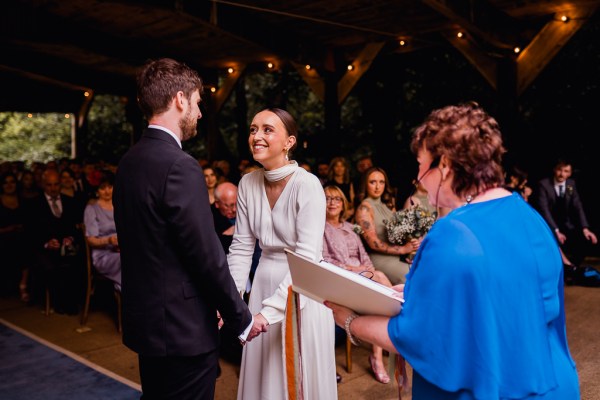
384, 206, 437, 245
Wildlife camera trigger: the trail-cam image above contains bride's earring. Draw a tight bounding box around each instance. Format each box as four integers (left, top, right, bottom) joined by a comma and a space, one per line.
285, 148, 289, 161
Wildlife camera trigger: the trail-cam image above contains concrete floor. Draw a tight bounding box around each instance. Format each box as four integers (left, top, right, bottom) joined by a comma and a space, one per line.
1, 264, 599, 400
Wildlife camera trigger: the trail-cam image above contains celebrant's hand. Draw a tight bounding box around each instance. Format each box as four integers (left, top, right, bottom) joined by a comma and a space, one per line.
247, 313, 268, 342
324, 301, 355, 329
216, 311, 224, 330
391, 284, 405, 301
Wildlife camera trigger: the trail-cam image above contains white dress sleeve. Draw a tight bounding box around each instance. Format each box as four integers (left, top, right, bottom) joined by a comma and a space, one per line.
227, 174, 255, 293
260, 171, 326, 324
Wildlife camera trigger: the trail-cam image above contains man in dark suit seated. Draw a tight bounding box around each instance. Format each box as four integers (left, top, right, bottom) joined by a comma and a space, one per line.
534, 158, 599, 285
26, 169, 83, 315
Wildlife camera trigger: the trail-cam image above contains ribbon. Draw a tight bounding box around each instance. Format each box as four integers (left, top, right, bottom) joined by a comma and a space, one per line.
284, 286, 304, 400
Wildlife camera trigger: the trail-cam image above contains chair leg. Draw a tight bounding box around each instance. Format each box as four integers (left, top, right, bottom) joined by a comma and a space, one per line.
346, 335, 353, 373
80, 283, 92, 326
114, 290, 122, 333
45, 287, 51, 316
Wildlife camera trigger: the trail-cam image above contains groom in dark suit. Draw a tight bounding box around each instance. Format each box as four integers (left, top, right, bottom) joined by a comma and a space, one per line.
534, 158, 597, 268
114, 58, 254, 399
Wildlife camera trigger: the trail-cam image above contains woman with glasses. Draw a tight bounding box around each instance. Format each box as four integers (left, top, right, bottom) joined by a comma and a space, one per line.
322, 185, 392, 384
355, 167, 419, 285
328, 102, 580, 399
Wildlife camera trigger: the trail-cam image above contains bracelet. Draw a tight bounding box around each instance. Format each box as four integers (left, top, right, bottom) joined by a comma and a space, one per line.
344, 313, 361, 346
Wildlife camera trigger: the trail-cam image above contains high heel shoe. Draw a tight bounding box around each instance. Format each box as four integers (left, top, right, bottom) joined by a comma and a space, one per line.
369, 354, 390, 384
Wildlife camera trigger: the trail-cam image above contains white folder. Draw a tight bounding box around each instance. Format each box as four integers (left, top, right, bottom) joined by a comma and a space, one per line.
285, 248, 403, 317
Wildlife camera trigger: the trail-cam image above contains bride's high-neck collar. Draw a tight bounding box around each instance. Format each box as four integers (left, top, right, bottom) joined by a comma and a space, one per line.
263, 161, 298, 182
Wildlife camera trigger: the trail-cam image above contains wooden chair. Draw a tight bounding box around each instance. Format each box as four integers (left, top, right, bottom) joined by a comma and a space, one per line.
79, 224, 122, 333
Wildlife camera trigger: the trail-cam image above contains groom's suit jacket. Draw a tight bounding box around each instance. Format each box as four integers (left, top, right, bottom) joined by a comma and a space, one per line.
114, 128, 251, 357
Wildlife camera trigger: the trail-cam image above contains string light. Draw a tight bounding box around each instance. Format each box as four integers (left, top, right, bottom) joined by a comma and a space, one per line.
399, 40, 406, 46
305, 64, 311, 70
347, 64, 354, 71
227, 67, 234, 74
560, 15, 569, 22
27, 113, 33, 118
457, 31, 464, 39
210, 86, 217, 93
83, 91, 90, 97
65, 114, 70, 119
513, 46, 521, 54
267, 62, 274, 69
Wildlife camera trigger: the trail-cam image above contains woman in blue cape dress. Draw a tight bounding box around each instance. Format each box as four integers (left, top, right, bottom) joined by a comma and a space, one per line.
326, 102, 580, 400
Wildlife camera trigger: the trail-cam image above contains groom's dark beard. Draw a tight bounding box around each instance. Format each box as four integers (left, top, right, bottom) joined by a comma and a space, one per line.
179, 107, 197, 141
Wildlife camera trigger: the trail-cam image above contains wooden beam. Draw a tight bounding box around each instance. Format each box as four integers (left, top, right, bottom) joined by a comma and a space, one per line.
291, 62, 325, 102
212, 63, 247, 112
338, 42, 384, 104
517, 7, 598, 95
444, 31, 498, 90
423, 0, 521, 50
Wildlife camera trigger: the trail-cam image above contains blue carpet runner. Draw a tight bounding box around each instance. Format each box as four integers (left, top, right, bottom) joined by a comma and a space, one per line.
0, 319, 141, 400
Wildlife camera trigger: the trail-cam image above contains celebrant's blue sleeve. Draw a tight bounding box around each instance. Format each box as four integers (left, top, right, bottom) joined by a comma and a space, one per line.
387, 194, 578, 399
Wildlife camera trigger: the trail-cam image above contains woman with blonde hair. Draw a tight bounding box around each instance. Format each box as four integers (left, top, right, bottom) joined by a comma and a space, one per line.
324, 156, 355, 220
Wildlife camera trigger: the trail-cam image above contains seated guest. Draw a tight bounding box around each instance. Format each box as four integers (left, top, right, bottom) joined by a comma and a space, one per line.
324, 157, 356, 220
0, 172, 28, 300
322, 185, 392, 384
60, 167, 88, 221
26, 169, 83, 315
212, 182, 261, 288
83, 171, 121, 291
18, 170, 41, 200
211, 182, 238, 253
355, 167, 419, 285
203, 166, 219, 205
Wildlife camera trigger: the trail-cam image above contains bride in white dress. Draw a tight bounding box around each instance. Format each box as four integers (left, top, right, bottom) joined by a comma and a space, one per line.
228, 108, 337, 399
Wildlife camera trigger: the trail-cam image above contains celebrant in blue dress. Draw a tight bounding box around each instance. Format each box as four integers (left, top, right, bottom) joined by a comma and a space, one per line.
326, 102, 580, 399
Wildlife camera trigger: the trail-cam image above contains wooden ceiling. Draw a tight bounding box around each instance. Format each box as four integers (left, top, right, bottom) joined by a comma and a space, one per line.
1, 0, 598, 114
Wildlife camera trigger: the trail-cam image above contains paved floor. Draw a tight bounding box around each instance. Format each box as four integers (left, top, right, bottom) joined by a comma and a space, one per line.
1, 263, 599, 400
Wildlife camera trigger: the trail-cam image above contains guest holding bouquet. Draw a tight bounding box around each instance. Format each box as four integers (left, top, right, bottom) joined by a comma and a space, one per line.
327, 102, 580, 399
355, 167, 419, 285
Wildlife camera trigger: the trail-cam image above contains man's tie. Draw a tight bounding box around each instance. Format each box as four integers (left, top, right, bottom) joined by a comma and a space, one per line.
51, 197, 62, 218
559, 185, 565, 198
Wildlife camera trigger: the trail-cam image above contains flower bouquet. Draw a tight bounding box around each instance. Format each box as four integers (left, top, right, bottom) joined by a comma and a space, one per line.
384, 205, 437, 263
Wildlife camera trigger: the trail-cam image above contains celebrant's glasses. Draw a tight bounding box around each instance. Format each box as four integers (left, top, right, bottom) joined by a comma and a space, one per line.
326, 196, 343, 204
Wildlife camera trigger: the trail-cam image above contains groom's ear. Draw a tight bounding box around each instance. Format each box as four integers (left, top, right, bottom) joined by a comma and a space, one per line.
174, 91, 186, 111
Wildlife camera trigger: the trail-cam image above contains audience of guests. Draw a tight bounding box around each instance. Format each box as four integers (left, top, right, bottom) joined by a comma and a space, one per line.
324, 156, 356, 220
322, 185, 392, 384
83, 170, 121, 291
354, 167, 418, 284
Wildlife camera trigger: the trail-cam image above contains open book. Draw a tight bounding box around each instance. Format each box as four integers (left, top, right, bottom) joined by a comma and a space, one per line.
285, 248, 403, 317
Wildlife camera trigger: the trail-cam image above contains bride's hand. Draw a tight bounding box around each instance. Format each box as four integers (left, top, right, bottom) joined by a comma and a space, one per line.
246, 313, 268, 342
